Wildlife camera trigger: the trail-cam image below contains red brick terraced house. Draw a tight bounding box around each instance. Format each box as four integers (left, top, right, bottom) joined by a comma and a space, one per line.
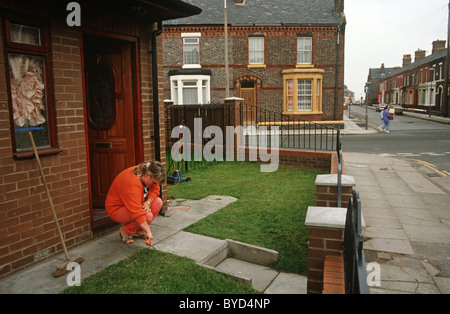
379, 40, 448, 114
161, 0, 347, 123
0, 0, 201, 278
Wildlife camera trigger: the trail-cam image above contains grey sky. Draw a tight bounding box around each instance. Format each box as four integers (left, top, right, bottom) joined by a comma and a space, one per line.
345, 0, 448, 100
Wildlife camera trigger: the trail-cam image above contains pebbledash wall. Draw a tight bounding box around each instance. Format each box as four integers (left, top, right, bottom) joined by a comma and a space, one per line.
162, 0, 346, 122
0, 1, 184, 278
163, 26, 345, 121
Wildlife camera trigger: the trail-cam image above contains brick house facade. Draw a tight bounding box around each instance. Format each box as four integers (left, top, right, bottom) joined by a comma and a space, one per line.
0, 0, 200, 278
161, 0, 346, 122
378, 41, 447, 114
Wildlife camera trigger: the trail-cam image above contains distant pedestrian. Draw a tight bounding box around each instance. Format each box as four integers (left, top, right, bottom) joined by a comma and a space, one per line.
378, 105, 392, 133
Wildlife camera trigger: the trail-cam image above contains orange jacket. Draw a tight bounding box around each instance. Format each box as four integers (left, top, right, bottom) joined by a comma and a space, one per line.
105, 166, 160, 225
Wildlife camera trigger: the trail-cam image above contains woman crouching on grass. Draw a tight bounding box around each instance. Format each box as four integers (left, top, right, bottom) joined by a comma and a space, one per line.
105, 161, 166, 244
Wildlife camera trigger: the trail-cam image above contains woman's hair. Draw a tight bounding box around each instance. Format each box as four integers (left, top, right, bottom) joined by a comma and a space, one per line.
133, 161, 166, 184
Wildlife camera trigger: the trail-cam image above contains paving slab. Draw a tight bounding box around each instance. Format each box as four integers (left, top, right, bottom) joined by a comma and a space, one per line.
397, 171, 446, 194
364, 238, 414, 255
214, 257, 279, 292
402, 224, 450, 245
154, 231, 227, 263
434, 277, 450, 294
264, 272, 307, 294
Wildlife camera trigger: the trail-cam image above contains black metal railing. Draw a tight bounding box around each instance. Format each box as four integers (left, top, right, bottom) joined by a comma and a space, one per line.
343, 190, 370, 294
164, 102, 341, 173
239, 102, 339, 151
337, 128, 342, 207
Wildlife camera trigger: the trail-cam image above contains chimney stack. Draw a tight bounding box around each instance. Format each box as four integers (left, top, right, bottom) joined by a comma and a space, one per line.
414, 49, 426, 62
432, 40, 446, 54
402, 54, 412, 67
334, 0, 344, 14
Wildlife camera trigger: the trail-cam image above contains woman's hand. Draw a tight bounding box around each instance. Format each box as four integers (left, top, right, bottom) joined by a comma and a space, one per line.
138, 221, 153, 245
146, 231, 154, 243
142, 199, 152, 212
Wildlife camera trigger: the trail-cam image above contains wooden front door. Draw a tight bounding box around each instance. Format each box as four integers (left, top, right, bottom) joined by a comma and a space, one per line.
240, 82, 256, 124
83, 35, 138, 223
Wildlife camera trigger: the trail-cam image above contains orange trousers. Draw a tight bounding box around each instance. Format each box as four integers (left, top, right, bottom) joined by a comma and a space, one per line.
112, 197, 163, 235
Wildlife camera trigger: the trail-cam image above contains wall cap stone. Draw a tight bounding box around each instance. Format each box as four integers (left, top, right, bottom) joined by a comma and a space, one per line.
305, 206, 347, 229
315, 174, 355, 187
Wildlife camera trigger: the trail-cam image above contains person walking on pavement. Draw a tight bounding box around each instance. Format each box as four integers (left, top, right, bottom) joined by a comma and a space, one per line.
378, 105, 393, 133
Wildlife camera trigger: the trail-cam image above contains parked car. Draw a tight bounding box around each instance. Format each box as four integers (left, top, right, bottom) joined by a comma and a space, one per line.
391, 104, 403, 114
376, 103, 387, 112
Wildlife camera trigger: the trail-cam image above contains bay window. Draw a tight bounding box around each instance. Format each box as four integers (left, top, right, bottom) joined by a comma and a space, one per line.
170, 75, 210, 105
282, 68, 324, 115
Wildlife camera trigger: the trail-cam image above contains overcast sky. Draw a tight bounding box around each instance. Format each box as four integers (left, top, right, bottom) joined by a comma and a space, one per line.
345, 0, 449, 100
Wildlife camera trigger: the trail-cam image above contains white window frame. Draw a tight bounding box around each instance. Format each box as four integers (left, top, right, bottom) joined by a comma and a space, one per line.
249, 37, 264, 65
297, 80, 312, 111
182, 33, 201, 69
297, 37, 312, 64
170, 75, 210, 105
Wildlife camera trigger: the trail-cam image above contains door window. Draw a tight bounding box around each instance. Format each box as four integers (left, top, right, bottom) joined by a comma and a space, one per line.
87, 61, 115, 129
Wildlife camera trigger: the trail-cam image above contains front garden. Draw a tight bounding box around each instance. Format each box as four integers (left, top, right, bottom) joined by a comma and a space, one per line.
62, 162, 323, 294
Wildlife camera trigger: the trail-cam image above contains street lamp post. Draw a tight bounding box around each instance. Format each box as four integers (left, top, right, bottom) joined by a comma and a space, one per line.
364, 82, 371, 130
224, 0, 229, 98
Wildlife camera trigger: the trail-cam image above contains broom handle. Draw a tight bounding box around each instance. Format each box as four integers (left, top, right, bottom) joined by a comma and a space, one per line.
28, 132, 70, 261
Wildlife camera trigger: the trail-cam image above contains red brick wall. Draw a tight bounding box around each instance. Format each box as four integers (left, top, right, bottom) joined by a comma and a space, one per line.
0, 14, 166, 279
316, 185, 353, 209
0, 19, 92, 277
307, 227, 344, 294
322, 256, 345, 294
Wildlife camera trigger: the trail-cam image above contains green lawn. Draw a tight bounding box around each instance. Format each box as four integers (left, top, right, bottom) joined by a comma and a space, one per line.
168, 161, 323, 274
62, 249, 259, 294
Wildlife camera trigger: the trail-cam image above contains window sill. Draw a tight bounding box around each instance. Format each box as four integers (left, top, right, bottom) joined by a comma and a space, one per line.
182, 64, 201, 69
283, 111, 323, 115
295, 64, 314, 69
14, 147, 63, 159
247, 64, 266, 69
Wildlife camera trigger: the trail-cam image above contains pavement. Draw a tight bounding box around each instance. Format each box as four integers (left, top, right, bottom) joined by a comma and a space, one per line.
1, 111, 450, 294
343, 110, 450, 294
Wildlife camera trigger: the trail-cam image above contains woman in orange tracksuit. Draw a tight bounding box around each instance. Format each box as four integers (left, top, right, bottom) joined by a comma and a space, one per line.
105, 161, 166, 244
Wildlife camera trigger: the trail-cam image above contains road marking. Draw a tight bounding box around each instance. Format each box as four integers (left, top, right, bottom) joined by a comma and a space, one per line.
405, 158, 448, 177
422, 152, 445, 156
396, 153, 422, 157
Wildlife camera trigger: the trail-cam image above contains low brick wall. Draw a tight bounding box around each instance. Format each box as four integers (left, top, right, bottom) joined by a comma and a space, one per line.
305, 206, 347, 294
322, 256, 345, 294
315, 174, 355, 209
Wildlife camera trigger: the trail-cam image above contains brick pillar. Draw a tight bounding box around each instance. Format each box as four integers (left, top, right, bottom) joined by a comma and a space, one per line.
305, 206, 347, 294
224, 97, 244, 161
315, 174, 355, 208
225, 97, 243, 127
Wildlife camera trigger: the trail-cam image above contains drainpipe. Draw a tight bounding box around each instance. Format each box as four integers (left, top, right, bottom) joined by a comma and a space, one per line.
334, 26, 341, 121
151, 21, 163, 161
